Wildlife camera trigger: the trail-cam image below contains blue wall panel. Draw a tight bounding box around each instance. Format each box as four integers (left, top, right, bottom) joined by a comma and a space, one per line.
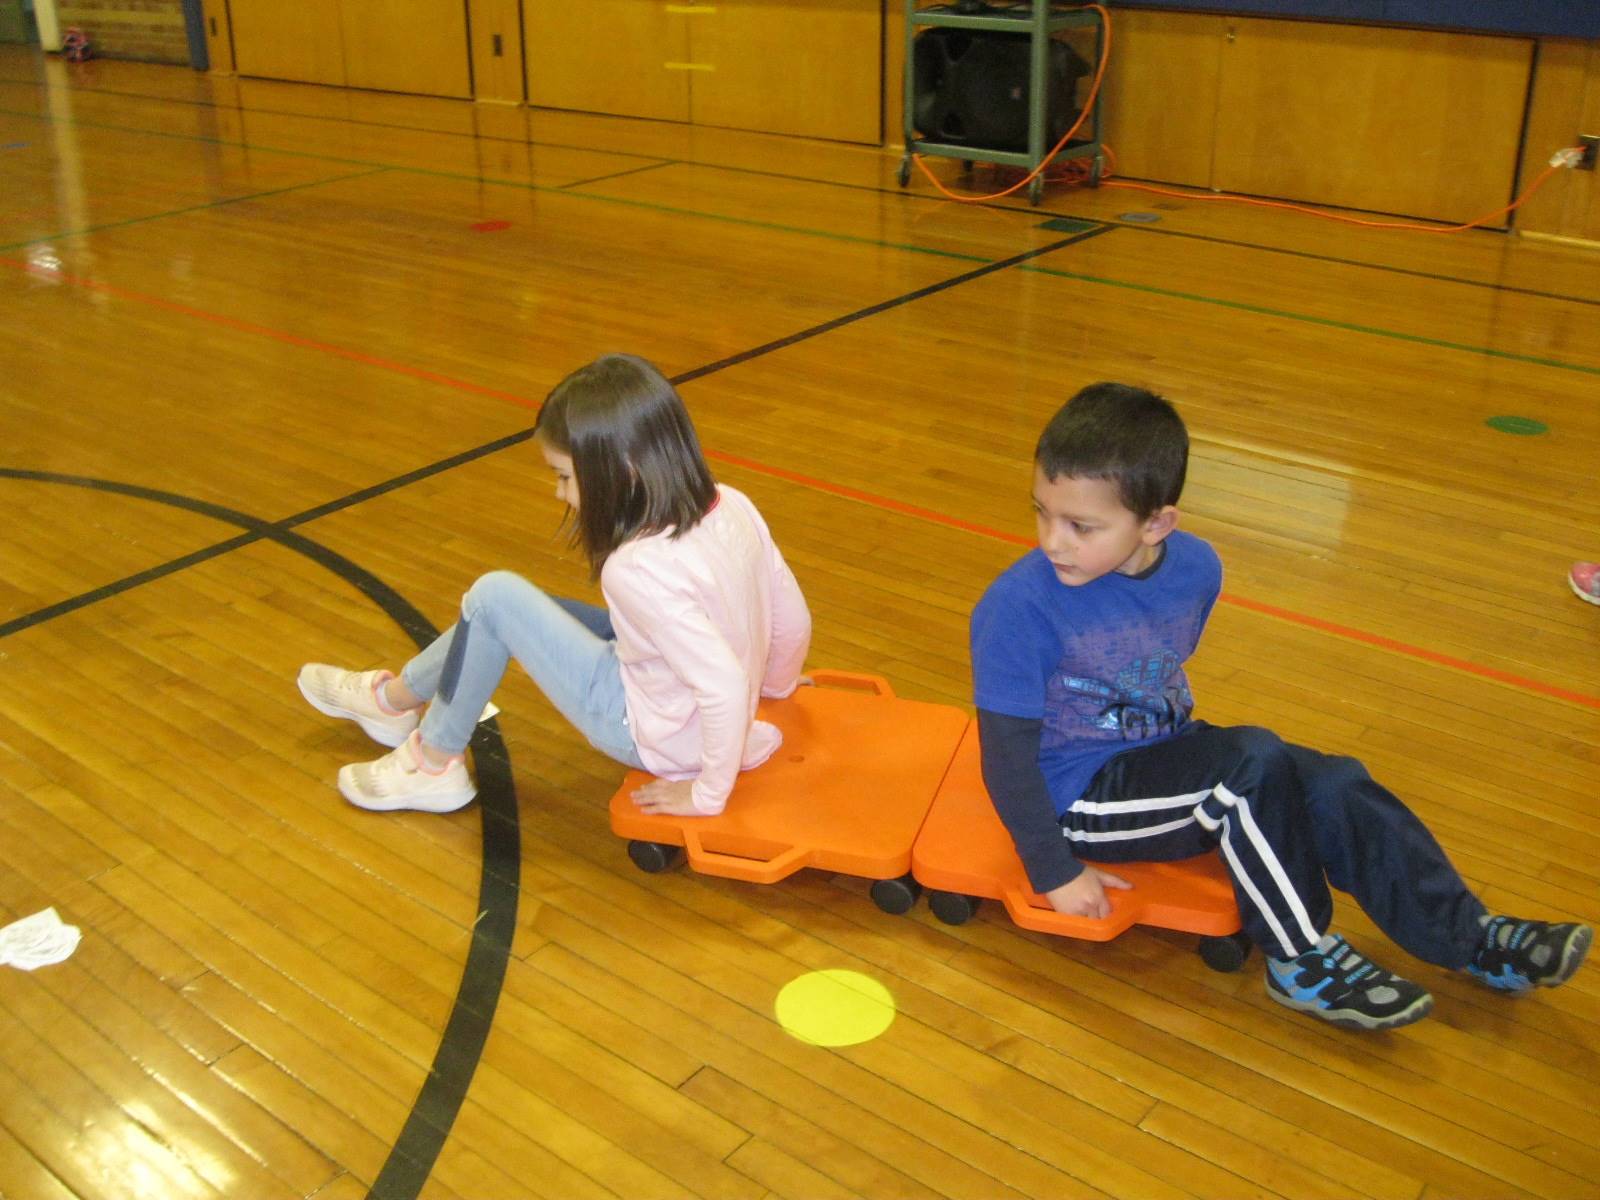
1105, 2, 1600, 38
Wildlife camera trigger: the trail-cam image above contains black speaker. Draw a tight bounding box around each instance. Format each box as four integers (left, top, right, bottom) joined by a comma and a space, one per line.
913, 23, 1089, 152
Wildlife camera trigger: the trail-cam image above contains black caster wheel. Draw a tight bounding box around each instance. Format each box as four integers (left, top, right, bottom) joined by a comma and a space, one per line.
960, 158, 975, 178
627, 840, 681, 874
1027, 175, 1044, 206
1089, 153, 1105, 187
870, 873, 922, 915
897, 156, 912, 188
928, 890, 980, 926
1198, 931, 1252, 973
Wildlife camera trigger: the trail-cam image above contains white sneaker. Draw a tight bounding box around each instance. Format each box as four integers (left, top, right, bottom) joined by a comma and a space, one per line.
298, 664, 419, 748
338, 731, 477, 813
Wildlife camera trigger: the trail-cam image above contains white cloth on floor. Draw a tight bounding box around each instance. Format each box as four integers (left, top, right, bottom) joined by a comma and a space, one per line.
0, 907, 81, 971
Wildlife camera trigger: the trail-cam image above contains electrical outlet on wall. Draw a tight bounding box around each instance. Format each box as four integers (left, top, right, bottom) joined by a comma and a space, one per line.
1579, 135, 1599, 171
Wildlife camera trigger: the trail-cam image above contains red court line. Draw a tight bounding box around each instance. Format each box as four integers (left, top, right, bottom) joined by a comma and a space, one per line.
711, 452, 1600, 713
1, 256, 537, 409
8, 255, 1598, 714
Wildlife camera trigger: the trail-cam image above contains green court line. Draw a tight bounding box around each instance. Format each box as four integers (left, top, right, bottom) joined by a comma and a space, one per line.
1021, 264, 1600, 379
0, 167, 390, 252
0, 105, 990, 264
0, 74, 672, 167
5, 99, 1597, 379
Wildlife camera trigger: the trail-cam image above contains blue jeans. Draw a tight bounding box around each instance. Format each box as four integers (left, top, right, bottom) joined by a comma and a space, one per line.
400, 570, 645, 768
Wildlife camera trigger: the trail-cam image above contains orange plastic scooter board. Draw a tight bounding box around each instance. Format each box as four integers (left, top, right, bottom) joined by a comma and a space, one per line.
913, 722, 1252, 970
609, 671, 968, 911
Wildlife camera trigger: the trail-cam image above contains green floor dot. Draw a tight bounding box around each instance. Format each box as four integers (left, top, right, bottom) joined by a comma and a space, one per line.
775, 969, 896, 1046
1486, 415, 1548, 436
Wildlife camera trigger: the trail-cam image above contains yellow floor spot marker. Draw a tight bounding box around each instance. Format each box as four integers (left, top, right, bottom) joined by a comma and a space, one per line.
775, 969, 896, 1046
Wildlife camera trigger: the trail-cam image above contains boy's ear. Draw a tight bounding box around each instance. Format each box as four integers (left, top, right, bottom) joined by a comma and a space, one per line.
1141, 505, 1179, 543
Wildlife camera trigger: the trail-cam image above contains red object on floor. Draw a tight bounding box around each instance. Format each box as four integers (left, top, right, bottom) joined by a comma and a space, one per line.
913, 722, 1242, 941
609, 671, 967, 885
470, 220, 511, 233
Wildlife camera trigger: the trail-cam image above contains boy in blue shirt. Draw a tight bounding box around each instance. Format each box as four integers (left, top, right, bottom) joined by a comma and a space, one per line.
971, 383, 1591, 1031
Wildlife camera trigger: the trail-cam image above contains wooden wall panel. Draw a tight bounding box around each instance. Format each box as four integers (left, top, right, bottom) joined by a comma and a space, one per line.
1517, 38, 1600, 242
468, 0, 526, 103
691, 0, 882, 144
1098, 7, 1224, 188
524, 0, 690, 122
227, 0, 346, 87
1213, 18, 1532, 224
339, 0, 471, 98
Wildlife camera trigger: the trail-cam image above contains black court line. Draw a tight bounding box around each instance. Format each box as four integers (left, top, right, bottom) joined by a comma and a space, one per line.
560, 160, 680, 190
673, 223, 1117, 385
0, 217, 1111, 1194
8, 73, 1597, 309
1, 428, 535, 641
0, 469, 519, 1200
1, 216, 1112, 640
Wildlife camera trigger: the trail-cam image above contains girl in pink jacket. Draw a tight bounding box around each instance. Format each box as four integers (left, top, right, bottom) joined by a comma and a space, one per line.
298, 354, 812, 815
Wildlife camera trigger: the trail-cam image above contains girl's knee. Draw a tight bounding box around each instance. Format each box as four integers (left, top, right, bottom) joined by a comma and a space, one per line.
463, 570, 538, 620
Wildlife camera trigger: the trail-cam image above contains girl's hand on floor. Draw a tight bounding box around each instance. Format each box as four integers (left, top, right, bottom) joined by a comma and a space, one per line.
631, 778, 702, 816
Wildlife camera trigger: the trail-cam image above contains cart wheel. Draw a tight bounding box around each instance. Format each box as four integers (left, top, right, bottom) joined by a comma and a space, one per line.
627, 840, 681, 874
897, 156, 912, 188
960, 158, 974, 178
1197, 931, 1252, 973
870, 873, 921, 915
929, 890, 980, 926
1027, 175, 1044, 206
1089, 154, 1105, 188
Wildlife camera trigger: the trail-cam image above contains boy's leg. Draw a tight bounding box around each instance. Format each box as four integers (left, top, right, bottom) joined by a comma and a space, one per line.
1287, 744, 1591, 991
405, 571, 642, 766
1074, 724, 1432, 1030
1072, 724, 1330, 959
1283, 744, 1485, 968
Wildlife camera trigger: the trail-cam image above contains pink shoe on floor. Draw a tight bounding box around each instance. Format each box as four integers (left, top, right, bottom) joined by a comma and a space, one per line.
338, 731, 477, 813
1570, 562, 1600, 606
298, 664, 420, 747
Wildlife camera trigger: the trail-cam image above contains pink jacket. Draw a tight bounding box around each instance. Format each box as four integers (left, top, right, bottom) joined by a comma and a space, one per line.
601, 484, 811, 814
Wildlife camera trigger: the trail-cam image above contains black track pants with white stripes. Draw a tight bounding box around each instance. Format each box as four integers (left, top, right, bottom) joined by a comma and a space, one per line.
1068, 722, 1487, 965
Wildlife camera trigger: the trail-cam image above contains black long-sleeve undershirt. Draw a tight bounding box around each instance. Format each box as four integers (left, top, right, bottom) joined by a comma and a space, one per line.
976, 708, 1082, 893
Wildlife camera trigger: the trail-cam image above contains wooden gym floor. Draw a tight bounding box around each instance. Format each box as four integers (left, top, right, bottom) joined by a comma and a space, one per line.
1, 45, 1598, 1200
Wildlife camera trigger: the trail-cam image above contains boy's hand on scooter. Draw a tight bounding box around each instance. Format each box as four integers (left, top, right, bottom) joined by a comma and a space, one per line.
1045, 866, 1132, 919
631, 778, 703, 816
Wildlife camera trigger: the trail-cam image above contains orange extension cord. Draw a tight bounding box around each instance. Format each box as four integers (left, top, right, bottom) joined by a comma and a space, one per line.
912, 4, 1584, 235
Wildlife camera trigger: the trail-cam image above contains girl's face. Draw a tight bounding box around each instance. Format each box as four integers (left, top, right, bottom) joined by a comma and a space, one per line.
540, 440, 579, 512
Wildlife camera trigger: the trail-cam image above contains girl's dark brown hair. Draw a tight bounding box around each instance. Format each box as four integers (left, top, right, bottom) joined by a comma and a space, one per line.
534, 354, 718, 574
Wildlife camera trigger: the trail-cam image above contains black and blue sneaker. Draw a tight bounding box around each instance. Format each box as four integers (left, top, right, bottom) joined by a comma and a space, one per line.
1467, 917, 1592, 994
1265, 934, 1434, 1031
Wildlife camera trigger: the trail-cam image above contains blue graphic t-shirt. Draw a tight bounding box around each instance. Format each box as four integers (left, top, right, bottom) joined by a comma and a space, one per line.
970, 531, 1222, 813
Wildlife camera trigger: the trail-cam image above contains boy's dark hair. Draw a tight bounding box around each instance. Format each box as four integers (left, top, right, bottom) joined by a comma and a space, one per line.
1034, 382, 1188, 518
535, 354, 717, 575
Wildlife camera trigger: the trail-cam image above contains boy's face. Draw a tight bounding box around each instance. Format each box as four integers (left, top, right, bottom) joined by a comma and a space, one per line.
1032, 466, 1177, 586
